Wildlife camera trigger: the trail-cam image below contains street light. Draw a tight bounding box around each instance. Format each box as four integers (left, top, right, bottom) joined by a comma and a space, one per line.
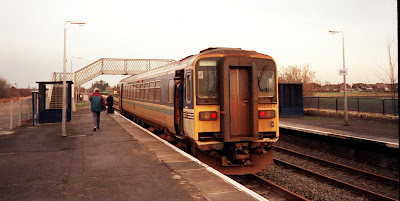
62, 21, 85, 137
329, 30, 348, 125
70, 56, 82, 112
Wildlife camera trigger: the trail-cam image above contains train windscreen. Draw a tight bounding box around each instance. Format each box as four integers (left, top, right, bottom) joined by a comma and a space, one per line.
196, 59, 219, 104
258, 60, 277, 102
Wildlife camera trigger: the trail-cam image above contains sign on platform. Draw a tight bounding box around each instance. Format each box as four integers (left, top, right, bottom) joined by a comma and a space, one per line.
339, 69, 347, 76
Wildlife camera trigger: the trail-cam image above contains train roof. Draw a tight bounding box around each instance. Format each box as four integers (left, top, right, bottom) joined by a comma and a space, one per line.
120, 47, 271, 83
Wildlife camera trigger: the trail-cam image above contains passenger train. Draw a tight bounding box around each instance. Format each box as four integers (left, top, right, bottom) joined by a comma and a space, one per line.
118, 47, 279, 175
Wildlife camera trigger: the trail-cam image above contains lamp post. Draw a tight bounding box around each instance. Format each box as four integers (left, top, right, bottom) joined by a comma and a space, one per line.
329, 30, 348, 125
62, 21, 85, 137
70, 56, 82, 112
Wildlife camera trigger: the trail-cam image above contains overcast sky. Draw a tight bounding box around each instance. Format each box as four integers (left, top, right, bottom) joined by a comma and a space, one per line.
0, 0, 397, 88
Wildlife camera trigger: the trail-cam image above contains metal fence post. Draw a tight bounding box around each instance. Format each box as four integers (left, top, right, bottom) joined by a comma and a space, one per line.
10, 100, 13, 130
317, 97, 320, 110
382, 99, 385, 116
335, 97, 338, 112
19, 99, 22, 126
32, 93, 35, 127
357, 98, 360, 113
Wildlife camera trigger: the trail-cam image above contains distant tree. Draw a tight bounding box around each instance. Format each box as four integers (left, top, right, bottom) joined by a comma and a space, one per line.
374, 39, 398, 98
0, 76, 11, 98
278, 64, 320, 96
89, 80, 110, 93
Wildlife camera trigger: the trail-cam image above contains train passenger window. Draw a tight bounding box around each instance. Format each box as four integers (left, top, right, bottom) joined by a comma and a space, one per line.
135, 83, 139, 99
186, 74, 191, 103
149, 82, 155, 101
168, 79, 174, 104
133, 85, 136, 99
155, 80, 161, 102
140, 83, 144, 100
144, 82, 149, 100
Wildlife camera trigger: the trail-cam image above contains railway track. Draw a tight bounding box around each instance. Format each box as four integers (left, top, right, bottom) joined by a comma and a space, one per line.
273, 146, 399, 201
230, 174, 308, 201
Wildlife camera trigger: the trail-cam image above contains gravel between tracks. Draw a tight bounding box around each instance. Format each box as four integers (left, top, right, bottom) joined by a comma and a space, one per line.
260, 134, 399, 201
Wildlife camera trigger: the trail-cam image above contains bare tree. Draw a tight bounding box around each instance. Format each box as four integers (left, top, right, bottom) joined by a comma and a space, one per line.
0, 75, 11, 98
375, 40, 398, 98
278, 64, 320, 96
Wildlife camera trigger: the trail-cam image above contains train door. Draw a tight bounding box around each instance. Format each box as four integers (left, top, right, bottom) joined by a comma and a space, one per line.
174, 70, 184, 135
119, 84, 123, 112
229, 67, 251, 137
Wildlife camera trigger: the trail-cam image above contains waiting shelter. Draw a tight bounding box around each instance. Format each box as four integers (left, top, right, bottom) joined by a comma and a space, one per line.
36, 81, 73, 123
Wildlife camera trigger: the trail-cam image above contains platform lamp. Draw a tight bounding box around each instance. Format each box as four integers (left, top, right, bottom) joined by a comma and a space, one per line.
62, 21, 85, 137
70, 56, 82, 112
329, 30, 348, 126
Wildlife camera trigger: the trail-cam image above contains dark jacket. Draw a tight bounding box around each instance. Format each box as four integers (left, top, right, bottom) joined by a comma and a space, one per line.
89, 92, 106, 112
106, 95, 114, 106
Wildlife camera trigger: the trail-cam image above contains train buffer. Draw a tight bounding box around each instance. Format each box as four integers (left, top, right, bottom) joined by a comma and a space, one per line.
0, 103, 264, 201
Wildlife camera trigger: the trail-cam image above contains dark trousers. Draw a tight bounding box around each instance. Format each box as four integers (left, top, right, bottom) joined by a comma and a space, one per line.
92, 111, 100, 128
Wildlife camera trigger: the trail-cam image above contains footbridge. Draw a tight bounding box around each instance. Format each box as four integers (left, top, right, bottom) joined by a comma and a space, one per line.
48, 58, 175, 110
52, 58, 176, 87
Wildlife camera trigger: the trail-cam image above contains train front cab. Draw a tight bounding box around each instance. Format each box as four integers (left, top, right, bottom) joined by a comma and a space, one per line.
191, 55, 279, 175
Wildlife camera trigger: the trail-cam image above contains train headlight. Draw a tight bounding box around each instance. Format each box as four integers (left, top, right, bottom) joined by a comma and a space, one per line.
199, 111, 218, 121
258, 110, 275, 119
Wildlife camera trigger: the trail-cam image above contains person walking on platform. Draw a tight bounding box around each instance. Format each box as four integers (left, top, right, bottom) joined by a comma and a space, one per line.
106, 93, 114, 113
90, 87, 106, 131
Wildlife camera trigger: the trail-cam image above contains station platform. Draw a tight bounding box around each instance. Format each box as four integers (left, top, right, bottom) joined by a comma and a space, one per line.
0, 103, 263, 201
280, 115, 399, 149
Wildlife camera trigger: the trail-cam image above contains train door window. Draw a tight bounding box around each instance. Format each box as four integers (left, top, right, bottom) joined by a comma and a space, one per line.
155, 80, 161, 102
149, 82, 155, 101
127, 85, 131, 99
168, 78, 174, 104
186, 74, 191, 103
140, 83, 144, 100
123, 86, 126, 98
144, 82, 149, 100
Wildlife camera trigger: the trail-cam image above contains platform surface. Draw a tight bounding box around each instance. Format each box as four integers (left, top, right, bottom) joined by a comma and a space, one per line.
280, 115, 399, 148
0, 103, 262, 201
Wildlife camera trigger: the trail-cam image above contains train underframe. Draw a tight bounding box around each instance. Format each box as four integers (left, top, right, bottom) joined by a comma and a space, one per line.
123, 112, 275, 175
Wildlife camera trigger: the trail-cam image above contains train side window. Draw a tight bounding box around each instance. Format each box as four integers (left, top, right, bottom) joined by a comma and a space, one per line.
149, 82, 155, 101
127, 85, 131, 99
155, 80, 161, 102
140, 83, 144, 100
133, 84, 136, 99
135, 82, 139, 99
186, 74, 191, 103
144, 82, 149, 100
168, 79, 174, 104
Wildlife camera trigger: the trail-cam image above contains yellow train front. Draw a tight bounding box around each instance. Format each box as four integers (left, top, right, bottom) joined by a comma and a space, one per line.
119, 47, 279, 175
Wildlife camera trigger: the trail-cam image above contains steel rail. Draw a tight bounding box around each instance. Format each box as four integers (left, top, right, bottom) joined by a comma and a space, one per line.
274, 146, 399, 186
248, 174, 309, 201
274, 159, 397, 201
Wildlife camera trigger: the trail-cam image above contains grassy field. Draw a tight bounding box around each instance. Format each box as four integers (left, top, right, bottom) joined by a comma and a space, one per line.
312, 92, 398, 98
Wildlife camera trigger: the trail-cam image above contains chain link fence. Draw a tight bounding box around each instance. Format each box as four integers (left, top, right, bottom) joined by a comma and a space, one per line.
0, 94, 39, 132
304, 97, 398, 116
